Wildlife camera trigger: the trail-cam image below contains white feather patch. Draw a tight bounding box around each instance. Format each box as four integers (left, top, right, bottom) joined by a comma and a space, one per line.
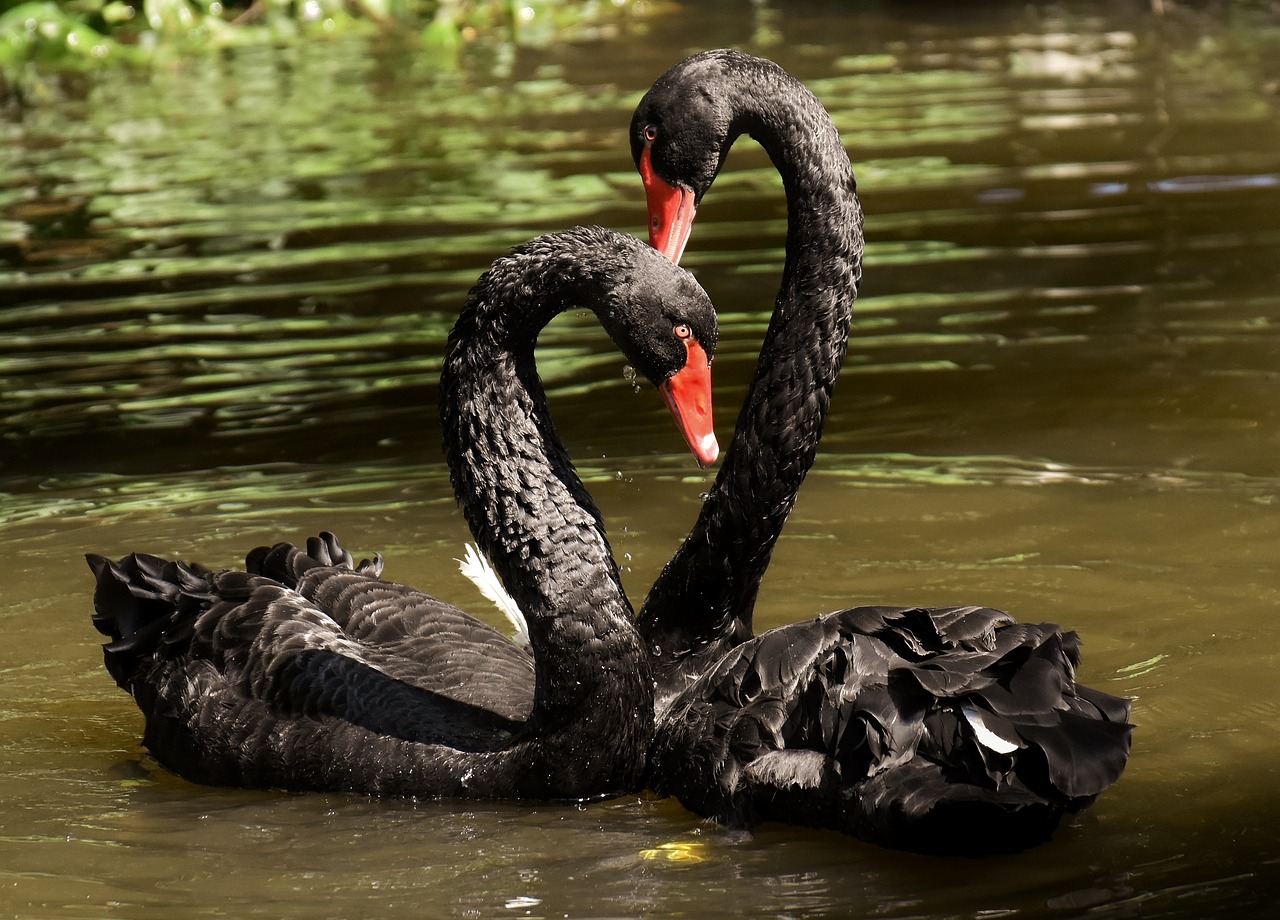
961, 703, 1021, 755
456, 543, 529, 650
742, 750, 830, 790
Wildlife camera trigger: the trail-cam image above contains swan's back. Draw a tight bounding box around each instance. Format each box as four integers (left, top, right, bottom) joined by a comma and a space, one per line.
649, 604, 1133, 855
248, 534, 535, 722
89, 534, 531, 791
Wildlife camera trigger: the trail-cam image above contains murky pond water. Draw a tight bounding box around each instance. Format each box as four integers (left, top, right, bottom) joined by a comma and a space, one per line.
4, 2, 1280, 917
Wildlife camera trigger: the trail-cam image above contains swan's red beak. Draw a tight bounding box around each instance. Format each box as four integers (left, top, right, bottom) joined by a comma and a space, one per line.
640, 146, 697, 264
659, 338, 718, 467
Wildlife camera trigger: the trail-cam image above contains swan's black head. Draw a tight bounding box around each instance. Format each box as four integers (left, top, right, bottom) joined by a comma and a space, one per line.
592, 232, 720, 465
453, 227, 719, 466
630, 50, 760, 262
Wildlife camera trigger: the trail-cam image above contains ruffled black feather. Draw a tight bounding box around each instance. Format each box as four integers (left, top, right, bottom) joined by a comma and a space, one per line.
649, 605, 1132, 855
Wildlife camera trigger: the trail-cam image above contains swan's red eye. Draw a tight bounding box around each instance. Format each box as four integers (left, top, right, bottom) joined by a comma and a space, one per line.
674, 323, 691, 340
644, 124, 659, 143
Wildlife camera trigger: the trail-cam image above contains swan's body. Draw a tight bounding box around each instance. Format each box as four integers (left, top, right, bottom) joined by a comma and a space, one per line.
630, 50, 1132, 853
88, 226, 718, 800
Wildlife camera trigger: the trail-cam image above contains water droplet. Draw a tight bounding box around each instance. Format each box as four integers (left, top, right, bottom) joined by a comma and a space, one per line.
652, 645, 663, 658
699, 491, 710, 502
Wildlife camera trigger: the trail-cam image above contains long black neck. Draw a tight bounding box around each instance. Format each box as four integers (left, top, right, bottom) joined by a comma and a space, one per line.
440, 229, 652, 788
639, 58, 864, 706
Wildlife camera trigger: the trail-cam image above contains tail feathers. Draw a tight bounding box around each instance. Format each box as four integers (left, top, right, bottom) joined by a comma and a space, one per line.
245, 531, 383, 587
88, 532, 381, 692
87, 552, 217, 689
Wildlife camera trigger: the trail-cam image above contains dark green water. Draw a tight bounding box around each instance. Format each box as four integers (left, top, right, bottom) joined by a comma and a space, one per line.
3, 2, 1280, 917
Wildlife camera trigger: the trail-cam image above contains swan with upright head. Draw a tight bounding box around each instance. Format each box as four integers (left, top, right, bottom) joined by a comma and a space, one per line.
630, 50, 1132, 854
88, 226, 718, 801
633, 49, 862, 702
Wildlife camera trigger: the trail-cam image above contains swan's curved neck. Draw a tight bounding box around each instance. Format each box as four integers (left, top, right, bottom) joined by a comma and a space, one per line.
641, 61, 864, 704
440, 238, 652, 741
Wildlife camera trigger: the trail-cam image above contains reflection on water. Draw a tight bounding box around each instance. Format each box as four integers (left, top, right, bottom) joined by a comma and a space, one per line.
3, 2, 1280, 918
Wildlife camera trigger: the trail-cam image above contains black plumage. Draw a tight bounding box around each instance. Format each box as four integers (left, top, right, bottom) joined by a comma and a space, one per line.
630, 50, 1132, 854
650, 605, 1132, 854
88, 226, 718, 801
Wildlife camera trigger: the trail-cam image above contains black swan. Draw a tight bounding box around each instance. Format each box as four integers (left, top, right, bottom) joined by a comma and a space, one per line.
87, 226, 718, 801
630, 50, 1132, 854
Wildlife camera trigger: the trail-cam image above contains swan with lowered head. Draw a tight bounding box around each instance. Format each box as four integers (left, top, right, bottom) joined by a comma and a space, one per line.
88, 226, 717, 801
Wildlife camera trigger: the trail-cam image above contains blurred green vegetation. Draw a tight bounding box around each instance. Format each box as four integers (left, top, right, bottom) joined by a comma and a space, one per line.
0, 0, 643, 94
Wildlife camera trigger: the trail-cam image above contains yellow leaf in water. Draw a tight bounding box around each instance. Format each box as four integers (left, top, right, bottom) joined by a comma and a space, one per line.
638, 841, 709, 864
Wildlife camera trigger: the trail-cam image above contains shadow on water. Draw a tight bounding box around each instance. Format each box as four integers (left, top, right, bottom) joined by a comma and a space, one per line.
3, 2, 1280, 918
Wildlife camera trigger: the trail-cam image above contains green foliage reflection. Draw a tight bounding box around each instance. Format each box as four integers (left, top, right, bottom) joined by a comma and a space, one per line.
0, 0, 645, 96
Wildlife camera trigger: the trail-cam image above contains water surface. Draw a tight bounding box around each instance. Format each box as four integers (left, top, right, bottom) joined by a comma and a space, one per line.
3, 2, 1280, 918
